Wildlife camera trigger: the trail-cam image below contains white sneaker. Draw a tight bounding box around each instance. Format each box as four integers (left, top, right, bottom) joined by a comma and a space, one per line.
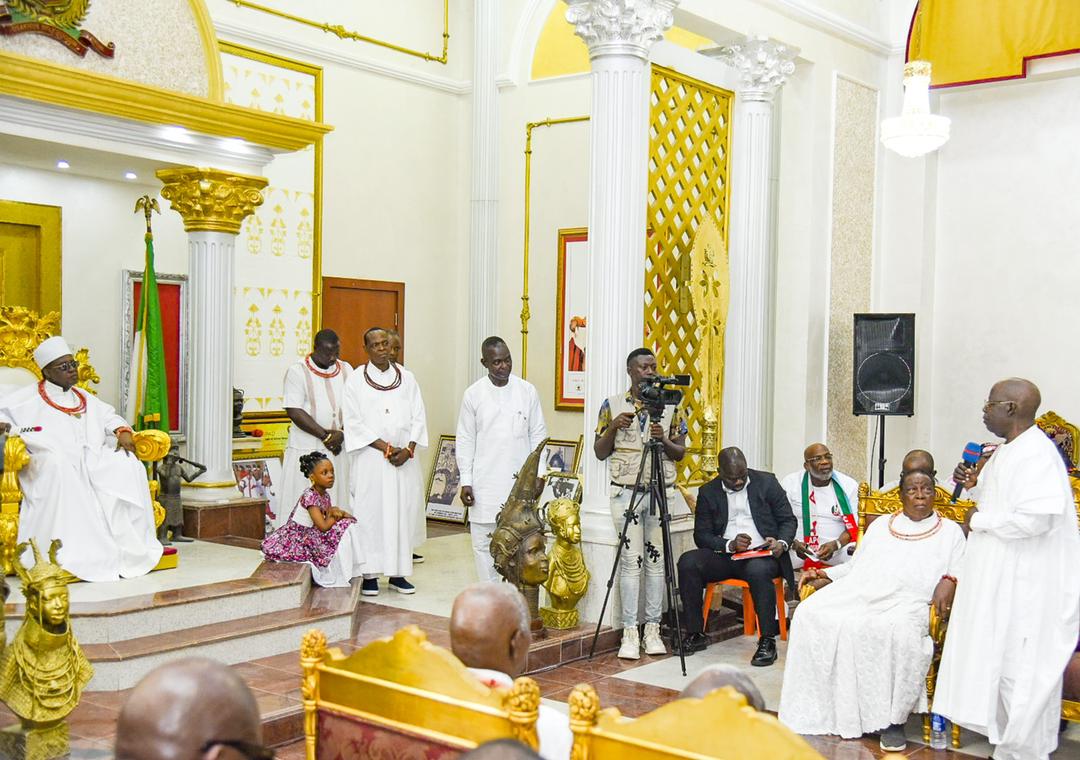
642, 622, 667, 655
617, 627, 641, 660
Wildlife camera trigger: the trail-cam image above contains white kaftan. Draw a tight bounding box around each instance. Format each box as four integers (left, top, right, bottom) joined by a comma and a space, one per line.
343, 363, 427, 578
934, 425, 1080, 760
780, 470, 858, 569
778, 513, 965, 738
278, 359, 352, 529
0, 381, 163, 582
456, 374, 547, 582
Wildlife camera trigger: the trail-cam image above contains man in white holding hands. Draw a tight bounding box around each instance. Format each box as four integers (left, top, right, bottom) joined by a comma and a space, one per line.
456, 337, 547, 582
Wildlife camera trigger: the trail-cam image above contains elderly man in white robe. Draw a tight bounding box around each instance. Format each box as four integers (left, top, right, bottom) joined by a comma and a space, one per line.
934, 378, 1080, 760
456, 336, 547, 582
778, 469, 964, 752
0, 337, 162, 581
780, 443, 859, 570
343, 327, 427, 596
277, 328, 351, 529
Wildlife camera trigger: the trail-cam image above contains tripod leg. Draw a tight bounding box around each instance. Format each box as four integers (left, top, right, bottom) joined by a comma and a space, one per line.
649, 444, 687, 676
589, 446, 651, 660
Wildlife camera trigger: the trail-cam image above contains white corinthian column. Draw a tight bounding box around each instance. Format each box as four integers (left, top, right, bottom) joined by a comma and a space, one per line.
467, 0, 500, 379
708, 36, 797, 469
157, 167, 268, 500
565, 0, 678, 625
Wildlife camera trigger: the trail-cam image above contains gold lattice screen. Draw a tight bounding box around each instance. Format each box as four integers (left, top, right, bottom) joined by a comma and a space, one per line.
645, 65, 734, 485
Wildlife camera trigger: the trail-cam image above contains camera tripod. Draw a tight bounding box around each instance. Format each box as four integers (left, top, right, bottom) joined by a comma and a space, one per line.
589, 419, 687, 676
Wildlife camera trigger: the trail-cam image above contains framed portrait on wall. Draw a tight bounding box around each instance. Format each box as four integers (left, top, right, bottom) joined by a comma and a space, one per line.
232, 457, 283, 535
540, 472, 582, 508
119, 270, 188, 438
541, 437, 582, 476
425, 434, 467, 524
555, 228, 588, 411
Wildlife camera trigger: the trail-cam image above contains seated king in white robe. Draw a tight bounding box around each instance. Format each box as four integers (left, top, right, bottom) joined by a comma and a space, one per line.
0, 337, 163, 582
778, 469, 964, 751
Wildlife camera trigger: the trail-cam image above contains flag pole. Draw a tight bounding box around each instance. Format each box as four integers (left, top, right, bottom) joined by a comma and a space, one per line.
133, 195, 160, 426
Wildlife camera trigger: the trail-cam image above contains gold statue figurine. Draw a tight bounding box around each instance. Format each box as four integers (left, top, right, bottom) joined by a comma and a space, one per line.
0, 539, 92, 760
540, 498, 590, 629
490, 440, 550, 633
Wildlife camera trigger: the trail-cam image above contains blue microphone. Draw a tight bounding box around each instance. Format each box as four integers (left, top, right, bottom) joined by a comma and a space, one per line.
951, 441, 982, 503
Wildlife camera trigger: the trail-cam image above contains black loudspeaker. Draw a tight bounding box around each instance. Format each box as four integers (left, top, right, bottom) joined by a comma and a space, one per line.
852, 313, 915, 416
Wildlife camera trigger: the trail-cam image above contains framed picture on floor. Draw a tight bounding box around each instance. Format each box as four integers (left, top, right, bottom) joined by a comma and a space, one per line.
232, 457, 283, 534
555, 227, 588, 411
425, 434, 468, 524
541, 437, 582, 476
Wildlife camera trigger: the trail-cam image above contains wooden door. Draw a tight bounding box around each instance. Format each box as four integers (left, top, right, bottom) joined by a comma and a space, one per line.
322, 277, 404, 367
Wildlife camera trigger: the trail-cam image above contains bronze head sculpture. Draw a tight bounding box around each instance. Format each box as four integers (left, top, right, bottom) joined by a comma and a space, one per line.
490, 440, 550, 631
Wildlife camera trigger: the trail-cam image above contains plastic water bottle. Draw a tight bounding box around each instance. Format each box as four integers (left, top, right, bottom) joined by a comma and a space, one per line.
930, 713, 948, 750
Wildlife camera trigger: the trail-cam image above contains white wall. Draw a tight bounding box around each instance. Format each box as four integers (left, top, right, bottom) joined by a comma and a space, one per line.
0, 164, 189, 407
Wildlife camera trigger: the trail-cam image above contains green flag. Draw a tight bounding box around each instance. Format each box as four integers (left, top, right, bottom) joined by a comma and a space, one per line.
126, 233, 170, 431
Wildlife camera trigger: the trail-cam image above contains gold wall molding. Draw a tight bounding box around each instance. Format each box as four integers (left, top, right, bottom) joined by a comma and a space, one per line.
0, 51, 331, 152
229, 0, 450, 65
0, 200, 62, 317
189, 0, 225, 100
520, 115, 589, 379
157, 167, 269, 234
218, 40, 325, 329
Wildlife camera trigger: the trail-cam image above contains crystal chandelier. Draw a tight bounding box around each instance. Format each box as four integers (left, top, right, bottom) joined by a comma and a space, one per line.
881, 61, 950, 158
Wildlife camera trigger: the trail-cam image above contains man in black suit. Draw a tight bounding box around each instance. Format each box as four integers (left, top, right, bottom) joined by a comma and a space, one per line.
678, 447, 796, 666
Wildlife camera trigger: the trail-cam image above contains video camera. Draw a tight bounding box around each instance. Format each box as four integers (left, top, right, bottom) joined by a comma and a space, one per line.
637, 374, 690, 418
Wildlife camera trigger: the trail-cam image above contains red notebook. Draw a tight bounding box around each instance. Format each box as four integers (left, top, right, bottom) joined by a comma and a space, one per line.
732, 548, 772, 561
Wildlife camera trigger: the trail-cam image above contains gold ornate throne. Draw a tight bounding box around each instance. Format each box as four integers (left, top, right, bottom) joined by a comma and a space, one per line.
0, 306, 171, 575
300, 626, 540, 759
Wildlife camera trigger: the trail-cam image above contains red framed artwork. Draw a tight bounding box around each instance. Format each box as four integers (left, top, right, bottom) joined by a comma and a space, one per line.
120, 270, 187, 436
555, 228, 588, 411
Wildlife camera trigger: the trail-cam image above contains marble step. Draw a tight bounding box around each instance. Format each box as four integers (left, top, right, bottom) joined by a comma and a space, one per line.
5, 561, 311, 646
82, 581, 359, 691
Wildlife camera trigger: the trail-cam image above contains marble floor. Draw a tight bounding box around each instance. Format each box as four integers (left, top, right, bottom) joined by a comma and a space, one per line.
37, 527, 1080, 759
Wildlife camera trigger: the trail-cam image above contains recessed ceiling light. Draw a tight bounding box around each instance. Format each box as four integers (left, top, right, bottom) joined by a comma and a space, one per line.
56, 160, 70, 169
124, 171, 138, 180
161, 125, 191, 143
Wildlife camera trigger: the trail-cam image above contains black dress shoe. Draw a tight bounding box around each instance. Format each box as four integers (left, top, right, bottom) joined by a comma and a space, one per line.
751, 636, 777, 667
680, 632, 708, 654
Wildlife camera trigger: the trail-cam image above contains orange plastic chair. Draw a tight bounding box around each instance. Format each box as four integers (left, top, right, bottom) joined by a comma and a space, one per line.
702, 578, 787, 641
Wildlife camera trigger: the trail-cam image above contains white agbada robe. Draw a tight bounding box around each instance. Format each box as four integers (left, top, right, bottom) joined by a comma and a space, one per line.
934, 425, 1080, 760
778, 512, 965, 738
780, 470, 858, 569
456, 374, 547, 582
343, 363, 427, 577
278, 358, 352, 530
0, 381, 163, 582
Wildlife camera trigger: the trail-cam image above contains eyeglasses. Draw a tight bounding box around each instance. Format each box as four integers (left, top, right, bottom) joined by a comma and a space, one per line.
983, 400, 1014, 412
805, 453, 833, 464
200, 739, 275, 760
50, 361, 79, 372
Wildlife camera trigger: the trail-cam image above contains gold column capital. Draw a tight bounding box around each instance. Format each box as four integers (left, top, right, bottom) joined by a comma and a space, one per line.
156, 167, 268, 234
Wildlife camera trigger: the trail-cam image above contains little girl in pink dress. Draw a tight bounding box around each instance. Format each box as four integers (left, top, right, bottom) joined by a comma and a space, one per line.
262, 452, 366, 587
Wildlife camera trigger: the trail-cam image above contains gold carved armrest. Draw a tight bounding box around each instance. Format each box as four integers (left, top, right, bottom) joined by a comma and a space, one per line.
133, 430, 171, 530
0, 435, 29, 576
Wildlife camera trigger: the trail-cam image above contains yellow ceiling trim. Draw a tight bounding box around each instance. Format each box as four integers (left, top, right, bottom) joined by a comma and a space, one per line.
189, 0, 225, 101
531, 1, 714, 80
0, 50, 331, 152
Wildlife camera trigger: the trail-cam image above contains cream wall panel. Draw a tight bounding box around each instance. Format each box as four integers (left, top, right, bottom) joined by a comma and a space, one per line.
0, 163, 189, 406
222, 53, 316, 120
0, 0, 210, 97
826, 76, 877, 483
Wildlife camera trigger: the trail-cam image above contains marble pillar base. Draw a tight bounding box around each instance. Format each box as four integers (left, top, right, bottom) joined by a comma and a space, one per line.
182, 496, 266, 540
576, 495, 696, 628
181, 484, 246, 503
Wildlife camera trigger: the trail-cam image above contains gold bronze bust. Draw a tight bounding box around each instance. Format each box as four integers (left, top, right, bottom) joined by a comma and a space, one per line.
490, 441, 550, 632
540, 498, 590, 629
0, 539, 92, 760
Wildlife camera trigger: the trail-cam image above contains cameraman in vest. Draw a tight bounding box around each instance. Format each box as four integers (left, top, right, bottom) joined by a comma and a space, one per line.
594, 348, 687, 659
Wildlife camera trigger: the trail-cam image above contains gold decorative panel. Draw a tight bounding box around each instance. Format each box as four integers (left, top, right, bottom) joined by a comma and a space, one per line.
646, 66, 734, 484
0, 200, 61, 318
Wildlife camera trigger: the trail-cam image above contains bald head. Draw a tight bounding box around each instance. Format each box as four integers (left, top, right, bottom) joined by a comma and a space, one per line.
984, 377, 1041, 441
718, 447, 748, 492
680, 665, 764, 711
114, 658, 261, 760
461, 739, 542, 759
901, 449, 936, 477
450, 583, 531, 677
993, 378, 1041, 419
